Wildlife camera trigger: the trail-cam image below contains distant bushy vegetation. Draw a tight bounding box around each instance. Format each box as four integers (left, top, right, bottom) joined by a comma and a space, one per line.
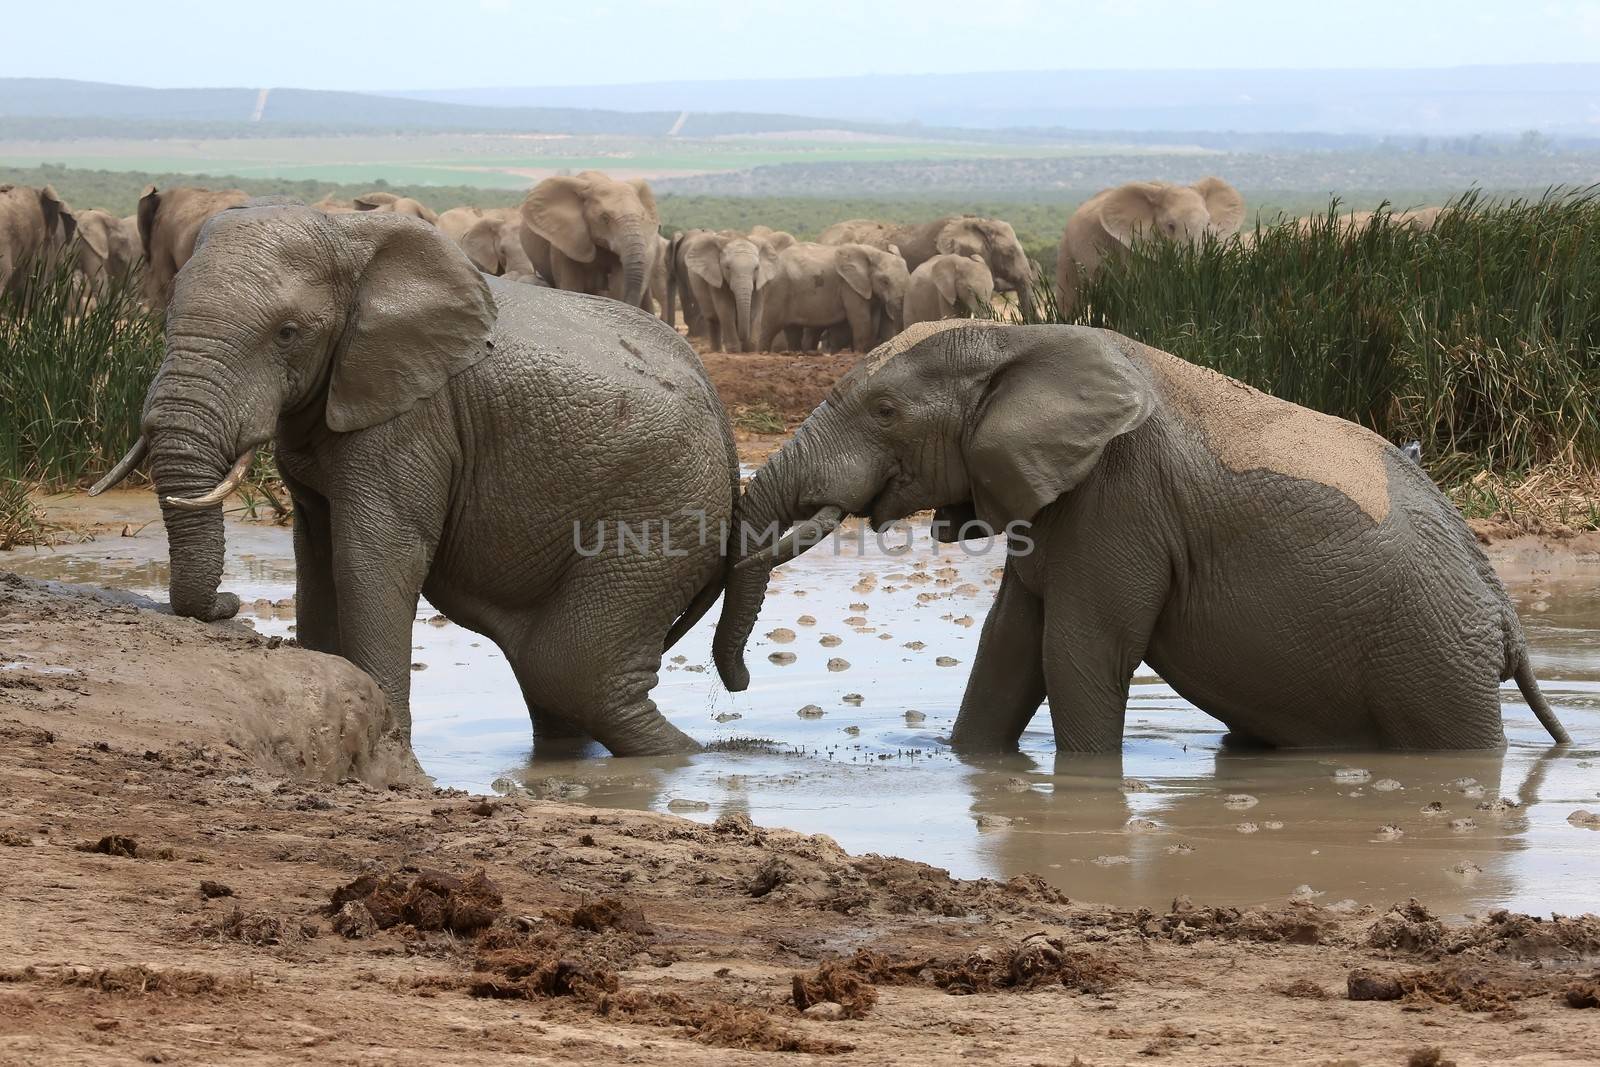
1048, 190, 1600, 484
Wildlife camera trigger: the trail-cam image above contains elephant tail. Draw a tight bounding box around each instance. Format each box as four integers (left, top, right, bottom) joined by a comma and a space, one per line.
1514, 656, 1571, 744
664, 569, 725, 656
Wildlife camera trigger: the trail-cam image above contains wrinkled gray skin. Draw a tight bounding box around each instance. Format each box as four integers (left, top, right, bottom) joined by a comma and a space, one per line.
821, 215, 1033, 321
519, 171, 660, 310
715, 321, 1570, 752
105, 202, 738, 756
0, 183, 76, 295
902, 253, 995, 326
138, 184, 250, 307
69, 208, 142, 299
755, 242, 908, 353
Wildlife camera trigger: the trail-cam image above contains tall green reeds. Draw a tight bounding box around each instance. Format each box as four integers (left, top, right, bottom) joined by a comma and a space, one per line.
1, 261, 162, 490
1032, 189, 1600, 480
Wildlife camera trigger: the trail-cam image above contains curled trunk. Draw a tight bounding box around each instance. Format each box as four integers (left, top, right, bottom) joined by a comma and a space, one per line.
150, 427, 240, 622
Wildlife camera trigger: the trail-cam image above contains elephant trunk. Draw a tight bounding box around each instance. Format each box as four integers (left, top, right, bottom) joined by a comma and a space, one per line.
712, 434, 825, 691
616, 224, 653, 308
728, 255, 757, 352
149, 423, 241, 622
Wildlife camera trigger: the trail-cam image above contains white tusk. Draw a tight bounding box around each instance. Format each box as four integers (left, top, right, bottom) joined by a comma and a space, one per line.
161, 449, 257, 511
87, 437, 148, 496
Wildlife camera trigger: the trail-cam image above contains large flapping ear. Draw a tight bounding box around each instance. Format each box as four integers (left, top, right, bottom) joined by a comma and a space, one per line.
135, 186, 161, 259
1097, 182, 1164, 247
520, 176, 595, 263
458, 216, 503, 273
934, 219, 983, 258
78, 212, 111, 260
755, 237, 783, 289
628, 178, 660, 223
965, 327, 1156, 528
40, 185, 76, 246
833, 245, 874, 300
325, 213, 497, 433
684, 233, 724, 287
1192, 177, 1245, 235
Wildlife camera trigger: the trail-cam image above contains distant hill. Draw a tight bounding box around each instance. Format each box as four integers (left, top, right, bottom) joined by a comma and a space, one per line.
398, 65, 1600, 136
0, 78, 924, 138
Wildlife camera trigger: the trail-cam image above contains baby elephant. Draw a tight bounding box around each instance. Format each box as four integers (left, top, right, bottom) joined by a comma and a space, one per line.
714, 321, 1570, 752
902, 253, 994, 327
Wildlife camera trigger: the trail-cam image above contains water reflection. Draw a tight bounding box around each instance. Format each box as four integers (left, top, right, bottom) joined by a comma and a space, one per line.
4, 498, 1596, 915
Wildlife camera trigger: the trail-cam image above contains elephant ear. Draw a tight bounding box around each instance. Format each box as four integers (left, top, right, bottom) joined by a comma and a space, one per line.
521, 176, 596, 264
1097, 182, 1163, 247
932, 258, 959, 304
964, 327, 1155, 528
684, 234, 723, 288
39, 185, 75, 245
628, 179, 660, 224
755, 239, 782, 289
78, 213, 111, 260
136, 186, 160, 259
834, 246, 874, 301
458, 217, 502, 274
353, 192, 398, 211
934, 219, 983, 258
325, 213, 497, 434
1192, 177, 1245, 235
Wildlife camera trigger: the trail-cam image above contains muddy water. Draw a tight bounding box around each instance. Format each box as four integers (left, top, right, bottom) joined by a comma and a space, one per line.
6, 491, 1598, 916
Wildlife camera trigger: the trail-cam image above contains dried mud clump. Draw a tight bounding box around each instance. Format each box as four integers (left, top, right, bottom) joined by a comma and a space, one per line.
814, 937, 1125, 999
196, 906, 299, 947
1281, 978, 1331, 999
1563, 977, 1600, 1009
792, 960, 880, 1019
1157, 896, 1333, 945
562, 897, 655, 936
12, 964, 250, 997
1445, 909, 1600, 959
470, 949, 619, 1000
1366, 899, 1445, 954
327, 867, 503, 935
83, 834, 139, 858
1407, 1049, 1458, 1067
600, 989, 852, 1054
1349, 964, 1556, 1012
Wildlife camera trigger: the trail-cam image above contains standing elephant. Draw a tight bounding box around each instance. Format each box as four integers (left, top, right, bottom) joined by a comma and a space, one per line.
821, 215, 1034, 321
0, 183, 76, 295
1056, 178, 1244, 317
352, 191, 438, 224
518, 171, 661, 310
137, 184, 249, 307
712, 321, 1570, 752
668, 229, 780, 352
755, 242, 908, 353
70, 208, 142, 298
441, 207, 535, 277
91, 202, 740, 756
902, 253, 994, 327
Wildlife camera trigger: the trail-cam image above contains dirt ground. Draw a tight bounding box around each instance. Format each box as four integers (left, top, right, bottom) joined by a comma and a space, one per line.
3, 576, 1600, 1065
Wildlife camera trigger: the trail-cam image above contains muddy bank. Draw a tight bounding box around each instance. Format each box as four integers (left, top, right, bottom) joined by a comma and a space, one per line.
2, 586, 1598, 1065
0, 574, 416, 786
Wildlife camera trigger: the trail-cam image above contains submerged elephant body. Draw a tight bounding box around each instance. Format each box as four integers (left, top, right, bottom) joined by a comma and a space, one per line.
715, 322, 1568, 752
99, 203, 736, 756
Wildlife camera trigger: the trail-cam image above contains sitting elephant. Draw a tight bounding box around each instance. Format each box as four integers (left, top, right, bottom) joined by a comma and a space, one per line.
712, 321, 1570, 752
821, 215, 1034, 320
92, 201, 739, 756
519, 170, 661, 311
1056, 177, 1244, 317
0, 182, 76, 295
69, 208, 142, 299
755, 242, 908, 353
902, 253, 994, 327
137, 184, 250, 307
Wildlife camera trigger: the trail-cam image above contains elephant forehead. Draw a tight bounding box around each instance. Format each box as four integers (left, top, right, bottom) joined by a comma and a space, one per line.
862, 320, 1000, 377
1142, 345, 1394, 523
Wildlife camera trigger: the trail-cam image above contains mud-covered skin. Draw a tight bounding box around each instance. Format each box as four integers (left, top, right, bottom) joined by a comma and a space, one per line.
718, 322, 1565, 751
138, 203, 736, 757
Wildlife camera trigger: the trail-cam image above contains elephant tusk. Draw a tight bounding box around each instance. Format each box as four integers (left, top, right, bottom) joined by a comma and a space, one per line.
735, 506, 844, 573
161, 449, 257, 511
87, 437, 148, 496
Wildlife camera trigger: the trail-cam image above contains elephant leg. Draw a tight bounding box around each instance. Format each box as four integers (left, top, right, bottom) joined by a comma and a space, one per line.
711, 289, 740, 353
330, 501, 437, 739
950, 558, 1045, 752
1040, 559, 1167, 752
790, 326, 809, 352
845, 300, 874, 352
284, 477, 339, 656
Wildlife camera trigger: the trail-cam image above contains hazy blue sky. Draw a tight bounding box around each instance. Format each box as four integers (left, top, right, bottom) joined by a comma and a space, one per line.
12, 0, 1600, 89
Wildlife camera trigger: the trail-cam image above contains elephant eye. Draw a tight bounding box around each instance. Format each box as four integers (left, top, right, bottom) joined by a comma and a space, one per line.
275, 322, 299, 346
875, 399, 897, 420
